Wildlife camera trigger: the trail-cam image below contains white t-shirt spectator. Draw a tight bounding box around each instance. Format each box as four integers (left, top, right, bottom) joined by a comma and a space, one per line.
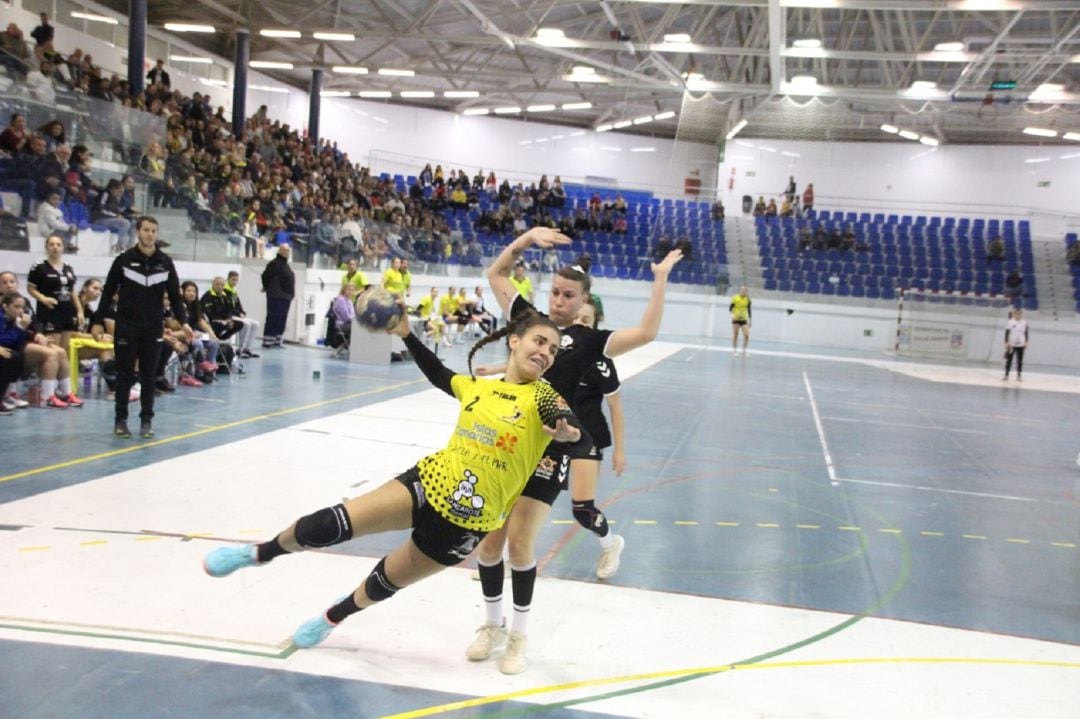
1005, 317, 1028, 347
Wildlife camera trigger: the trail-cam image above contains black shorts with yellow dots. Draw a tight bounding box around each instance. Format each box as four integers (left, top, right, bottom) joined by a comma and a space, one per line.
395, 466, 487, 566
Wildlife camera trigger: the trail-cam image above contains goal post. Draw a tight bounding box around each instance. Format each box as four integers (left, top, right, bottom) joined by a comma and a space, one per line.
894, 287, 1015, 362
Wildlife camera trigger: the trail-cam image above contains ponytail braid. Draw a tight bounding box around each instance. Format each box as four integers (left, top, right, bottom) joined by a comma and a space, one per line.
467, 324, 513, 379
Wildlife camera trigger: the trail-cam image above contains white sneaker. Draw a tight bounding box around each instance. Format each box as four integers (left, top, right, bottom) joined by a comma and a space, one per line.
4, 394, 28, 409
465, 622, 507, 661
498, 630, 527, 675
596, 535, 626, 579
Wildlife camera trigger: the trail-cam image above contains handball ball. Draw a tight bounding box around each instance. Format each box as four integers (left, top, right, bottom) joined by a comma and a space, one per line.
354, 287, 404, 332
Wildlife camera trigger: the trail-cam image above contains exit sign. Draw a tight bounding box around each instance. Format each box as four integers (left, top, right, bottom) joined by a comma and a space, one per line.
990, 80, 1016, 90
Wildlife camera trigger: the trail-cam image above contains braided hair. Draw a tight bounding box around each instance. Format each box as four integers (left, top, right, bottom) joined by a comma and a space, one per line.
467, 308, 559, 379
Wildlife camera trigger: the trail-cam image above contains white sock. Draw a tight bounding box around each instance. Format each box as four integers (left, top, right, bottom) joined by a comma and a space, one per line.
599, 532, 617, 550
58, 377, 72, 395
42, 379, 58, 398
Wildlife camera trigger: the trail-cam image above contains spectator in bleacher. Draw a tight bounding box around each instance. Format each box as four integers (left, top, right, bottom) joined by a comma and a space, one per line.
802, 183, 814, 212
9, 134, 62, 216
812, 222, 827, 250
37, 121, 66, 154
711, 200, 725, 222
179, 281, 221, 381
753, 197, 766, 217
30, 13, 54, 46
261, 243, 294, 349
37, 191, 78, 252
65, 145, 97, 206
1005, 269, 1024, 299
449, 185, 469, 216
0, 24, 30, 81
65, 48, 84, 85
93, 180, 133, 250
780, 197, 793, 218
782, 176, 796, 203
797, 225, 812, 252
0, 113, 28, 155
419, 163, 433, 187
612, 215, 628, 235
485, 171, 497, 197
498, 179, 512, 204
987, 235, 1005, 261
842, 224, 856, 251
550, 177, 566, 208
612, 194, 628, 213
26, 60, 57, 104
146, 59, 170, 88
1067, 243, 1080, 266
764, 198, 777, 218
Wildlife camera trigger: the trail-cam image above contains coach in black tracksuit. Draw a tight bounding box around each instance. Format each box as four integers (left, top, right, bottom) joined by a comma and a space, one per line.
92, 216, 188, 439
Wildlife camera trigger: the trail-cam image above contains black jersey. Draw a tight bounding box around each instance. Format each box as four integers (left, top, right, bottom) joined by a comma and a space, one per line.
510, 294, 612, 405
573, 357, 620, 449
27, 260, 77, 332
94, 246, 186, 328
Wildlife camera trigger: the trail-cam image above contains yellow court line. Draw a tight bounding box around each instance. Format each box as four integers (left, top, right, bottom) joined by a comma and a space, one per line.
674, 521, 698, 526
962, 534, 988, 540
1005, 538, 1030, 544
134, 536, 162, 542
1051, 542, 1077, 548
551, 520, 574, 525
837, 526, 861, 531
879, 528, 902, 534
379, 656, 1080, 719
757, 523, 780, 528
796, 524, 821, 529
920, 531, 945, 537
79, 540, 108, 547
715, 522, 740, 527
633, 520, 657, 525
17, 546, 50, 552
0, 380, 424, 484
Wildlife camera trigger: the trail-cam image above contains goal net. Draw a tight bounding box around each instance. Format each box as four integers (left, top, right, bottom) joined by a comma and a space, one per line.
894, 287, 1014, 362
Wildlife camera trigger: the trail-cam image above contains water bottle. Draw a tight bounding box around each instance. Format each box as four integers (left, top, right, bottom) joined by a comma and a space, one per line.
27, 384, 41, 407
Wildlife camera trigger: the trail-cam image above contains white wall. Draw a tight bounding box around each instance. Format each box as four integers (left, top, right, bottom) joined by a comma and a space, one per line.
718, 138, 1080, 237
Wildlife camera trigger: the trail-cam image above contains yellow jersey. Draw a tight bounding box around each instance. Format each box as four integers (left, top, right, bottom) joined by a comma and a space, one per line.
417, 295, 435, 318
439, 294, 459, 316
509, 275, 533, 301
343, 269, 368, 291
418, 375, 572, 531
382, 268, 406, 296
730, 294, 751, 322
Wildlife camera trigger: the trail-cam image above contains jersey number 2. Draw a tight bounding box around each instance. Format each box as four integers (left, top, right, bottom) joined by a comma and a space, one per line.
464, 396, 480, 412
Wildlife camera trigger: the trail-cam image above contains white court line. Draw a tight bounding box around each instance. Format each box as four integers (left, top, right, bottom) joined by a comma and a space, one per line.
832, 477, 1037, 503
802, 371, 837, 483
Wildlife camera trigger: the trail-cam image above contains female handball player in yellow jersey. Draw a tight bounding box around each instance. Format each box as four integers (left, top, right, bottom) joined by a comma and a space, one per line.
202, 308, 589, 649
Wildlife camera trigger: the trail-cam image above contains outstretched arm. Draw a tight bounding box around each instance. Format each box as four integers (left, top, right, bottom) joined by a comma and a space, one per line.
487, 227, 571, 316
606, 249, 683, 357
400, 330, 456, 397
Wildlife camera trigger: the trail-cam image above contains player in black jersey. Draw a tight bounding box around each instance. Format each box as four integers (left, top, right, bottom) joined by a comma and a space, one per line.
27, 234, 84, 351
466, 226, 681, 675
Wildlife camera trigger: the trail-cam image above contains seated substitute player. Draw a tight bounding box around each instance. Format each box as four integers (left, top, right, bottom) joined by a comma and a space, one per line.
202, 308, 590, 650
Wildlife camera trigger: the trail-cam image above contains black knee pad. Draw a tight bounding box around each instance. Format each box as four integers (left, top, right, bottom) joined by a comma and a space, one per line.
294, 504, 353, 548
364, 557, 400, 603
572, 500, 607, 532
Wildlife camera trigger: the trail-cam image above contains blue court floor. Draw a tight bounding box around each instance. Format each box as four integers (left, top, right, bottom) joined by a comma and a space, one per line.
1, 336, 1077, 718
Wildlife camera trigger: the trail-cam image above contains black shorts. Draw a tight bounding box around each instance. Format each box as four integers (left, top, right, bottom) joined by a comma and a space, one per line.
37, 304, 77, 333
732, 319, 748, 326
582, 445, 605, 462
519, 450, 570, 506
395, 466, 487, 566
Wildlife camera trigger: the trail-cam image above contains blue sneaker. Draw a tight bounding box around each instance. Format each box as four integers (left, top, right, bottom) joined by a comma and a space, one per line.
202, 544, 259, 577
292, 613, 338, 648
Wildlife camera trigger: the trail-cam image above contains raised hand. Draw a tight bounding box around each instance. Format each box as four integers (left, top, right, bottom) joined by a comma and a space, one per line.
520, 227, 572, 249
650, 248, 683, 278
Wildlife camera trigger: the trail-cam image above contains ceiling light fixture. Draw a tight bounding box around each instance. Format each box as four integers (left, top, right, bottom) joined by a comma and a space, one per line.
726, 119, 748, 140
357, 91, 392, 98
1022, 127, 1058, 137
910, 80, 937, 90
654, 111, 676, 120
494, 106, 522, 114
596, 123, 614, 133
379, 68, 415, 77
163, 23, 215, 33
919, 136, 940, 146
331, 66, 368, 75
201, 79, 228, 87
463, 108, 490, 116
527, 104, 556, 112
632, 116, 653, 125
400, 91, 435, 98
535, 28, 567, 46
881, 124, 900, 133
260, 29, 301, 38
71, 12, 117, 25
561, 102, 592, 110
934, 42, 965, 52
320, 90, 350, 97
663, 34, 692, 44
613, 120, 632, 129
169, 55, 211, 64
313, 32, 355, 42
630, 147, 656, 152
792, 38, 822, 49
249, 85, 290, 94
898, 129, 920, 140
250, 61, 294, 69
445, 90, 480, 98
1063, 131, 1080, 141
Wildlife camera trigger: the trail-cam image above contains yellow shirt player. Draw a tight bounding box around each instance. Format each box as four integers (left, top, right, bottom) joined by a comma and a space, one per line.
342, 258, 368, 292
730, 285, 751, 356
201, 310, 588, 650
509, 262, 534, 304
416, 287, 446, 345
382, 258, 407, 296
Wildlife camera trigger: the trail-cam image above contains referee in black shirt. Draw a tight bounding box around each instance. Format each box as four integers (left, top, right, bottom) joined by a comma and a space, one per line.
92, 216, 190, 439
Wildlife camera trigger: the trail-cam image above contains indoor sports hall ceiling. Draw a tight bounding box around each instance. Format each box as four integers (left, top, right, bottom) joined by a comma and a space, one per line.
100, 0, 1080, 145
